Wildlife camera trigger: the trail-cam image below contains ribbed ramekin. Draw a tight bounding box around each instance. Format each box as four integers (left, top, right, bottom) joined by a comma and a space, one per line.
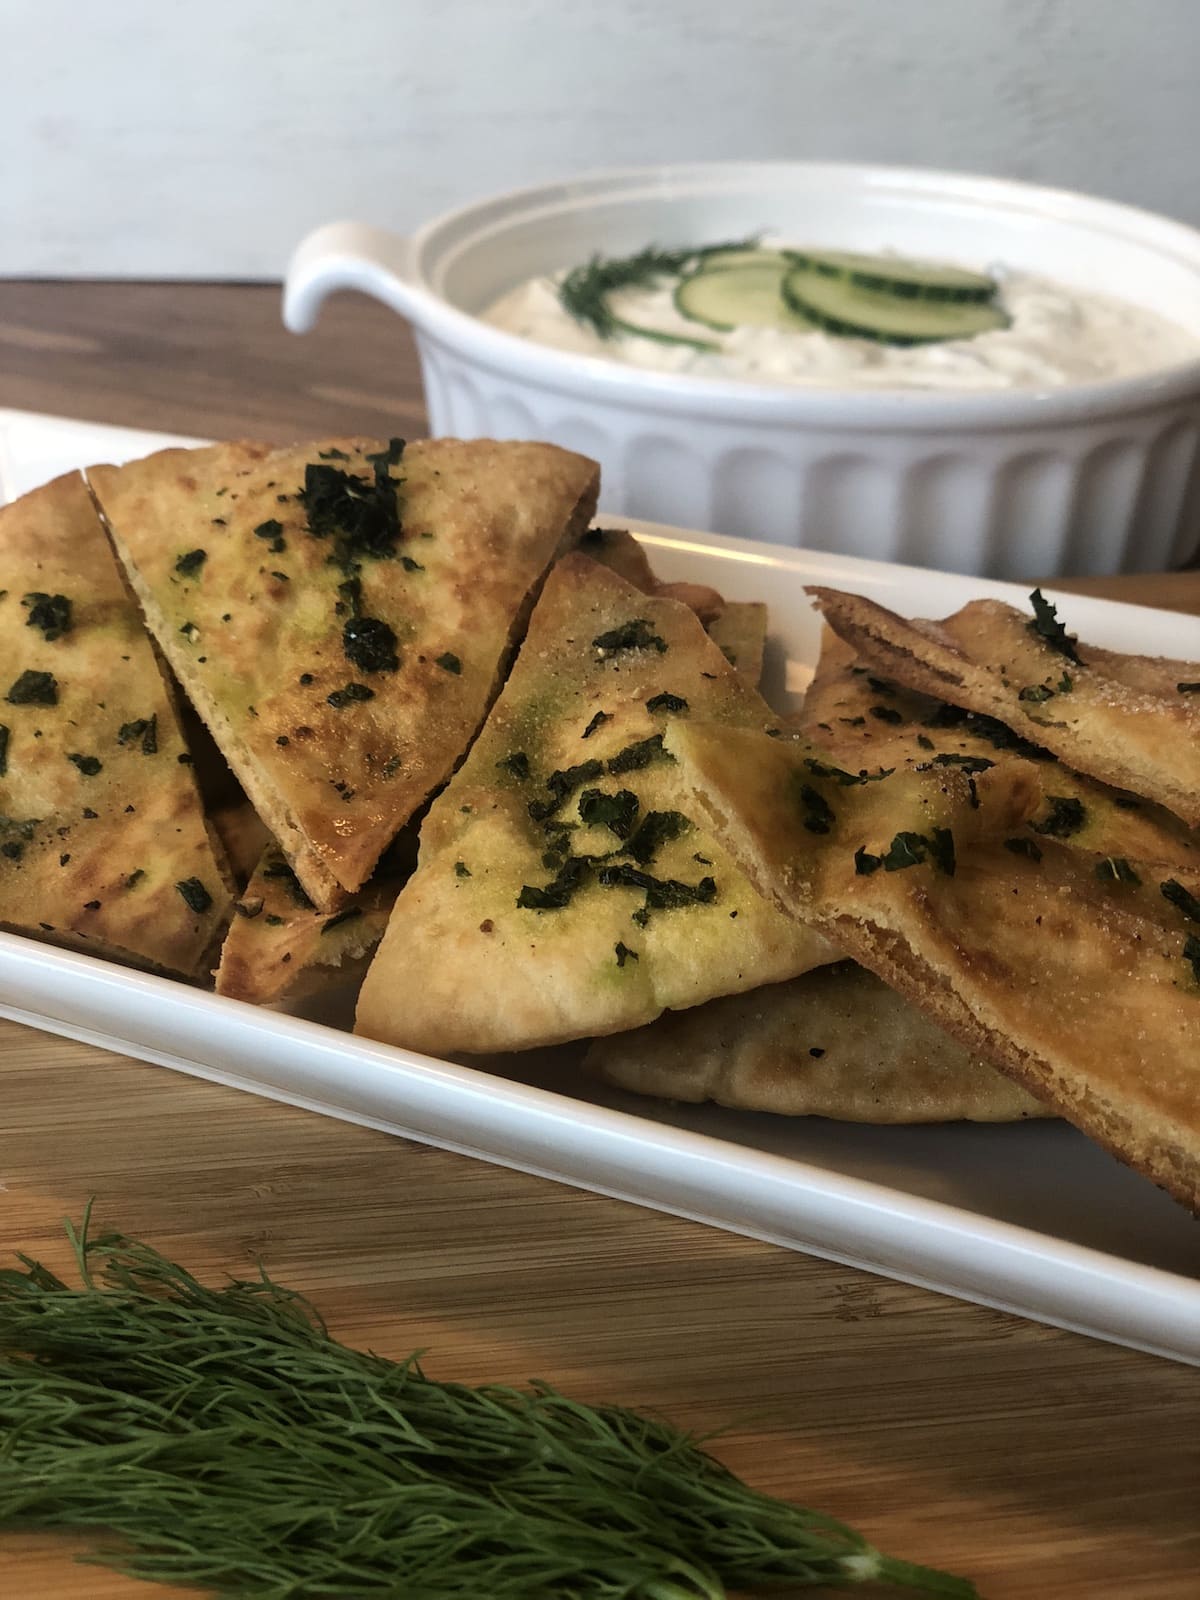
284, 162, 1200, 579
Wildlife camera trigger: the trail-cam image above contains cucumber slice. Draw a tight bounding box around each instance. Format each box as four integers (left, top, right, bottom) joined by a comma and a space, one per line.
675, 264, 813, 333
787, 249, 997, 304
694, 248, 793, 273
782, 266, 1008, 346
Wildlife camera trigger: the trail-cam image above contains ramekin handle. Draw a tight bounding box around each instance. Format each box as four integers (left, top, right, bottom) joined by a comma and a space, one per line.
282, 223, 420, 333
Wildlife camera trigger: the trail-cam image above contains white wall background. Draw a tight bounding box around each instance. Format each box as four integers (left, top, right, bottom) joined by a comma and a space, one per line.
5, 0, 1199, 278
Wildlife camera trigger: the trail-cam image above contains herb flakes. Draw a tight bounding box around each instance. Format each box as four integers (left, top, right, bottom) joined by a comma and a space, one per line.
646, 691, 688, 714
22, 592, 73, 641
1031, 795, 1087, 839
436, 652, 462, 675
327, 683, 374, 710
67, 753, 102, 777
578, 787, 639, 839
262, 860, 315, 911
592, 619, 667, 656
6, 670, 58, 707
624, 810, 690, 867
343, 616, 400, 674
597, 862, 717, 910
606, 734, 670, 776
253, 519, 287, 554
116, 715, 158, 756
1028, 588, 1083, 665
528, 760, 604, 822
175, 878, 212, 914
173, 550, 207, 579
1162, 879, 1200, 925
614, 941, 638, 968
798, 784, 834, 835
496, 751, 530, 782
581, 710, 611, 740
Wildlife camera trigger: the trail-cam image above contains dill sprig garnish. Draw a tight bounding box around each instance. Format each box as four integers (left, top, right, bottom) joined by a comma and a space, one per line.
0, 1212, 977, 1598
559, 239, 757, 352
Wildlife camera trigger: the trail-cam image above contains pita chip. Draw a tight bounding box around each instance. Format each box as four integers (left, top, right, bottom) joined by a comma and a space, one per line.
0, 473, 233, 977
809, 585, 1200, 827
587, 963, 1048, 1123
355, 554, 834, 1055
664, 716, 1200, 1209
88, 437, 599, 907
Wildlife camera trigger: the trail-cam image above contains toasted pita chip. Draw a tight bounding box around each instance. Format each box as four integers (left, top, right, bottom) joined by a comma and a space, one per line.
705, 602, 768, 688
0, 473, 233, 976
665, 719, 1200, 1210
88, 438, 599, 907
355, 555, 834, 1055
800, 627, 1200, 881
214, 840, 404, 1006
585, 527, 768, 687
586, 963, 1049, 1122
809, 586, 1200, 828
209, 799, 272, 889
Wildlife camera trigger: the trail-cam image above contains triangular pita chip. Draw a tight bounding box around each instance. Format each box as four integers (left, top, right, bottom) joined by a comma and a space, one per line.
0, 473, 233, 976
88, 437, 599, 907
214, 839, 406, 1006
355, 554, 834, 1055
800, 626, 1200, 881
586, 963, 1048, 1123
664, 718, 1200, 1209
584, 527, 767, 687
809, 586, 1200, 827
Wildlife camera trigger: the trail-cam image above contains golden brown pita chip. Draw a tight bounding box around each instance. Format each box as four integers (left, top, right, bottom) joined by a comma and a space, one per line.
214, 841, 400, 1006
705, 602, 768, 688
586, 963, 1048, 1122
810, 586, 1200, 828
800, 627, 1200, 882
665, 719, 1200, 1210
0, 473, 233, 977
209, 799, 272, 889
585, 528, 767, 687
355, 555, 834, 1055
88, 438, 599, 907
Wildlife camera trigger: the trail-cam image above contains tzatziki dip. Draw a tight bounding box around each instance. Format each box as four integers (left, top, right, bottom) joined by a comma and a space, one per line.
482, 243, 1197, 391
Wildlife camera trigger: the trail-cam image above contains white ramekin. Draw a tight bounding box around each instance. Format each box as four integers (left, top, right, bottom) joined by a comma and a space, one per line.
283, 162, 1200, 580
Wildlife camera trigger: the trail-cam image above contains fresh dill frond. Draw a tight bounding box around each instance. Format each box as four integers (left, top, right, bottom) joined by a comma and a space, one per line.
559, 239, 758, 351
0, 1212, 978, 1598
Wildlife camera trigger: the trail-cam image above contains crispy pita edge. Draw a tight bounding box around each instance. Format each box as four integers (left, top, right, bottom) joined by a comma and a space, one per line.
817, 897, 1199, 1212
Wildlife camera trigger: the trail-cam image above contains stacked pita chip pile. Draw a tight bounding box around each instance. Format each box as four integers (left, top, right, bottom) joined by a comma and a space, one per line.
660, 585, 1200, 1209
4, 431, 1198, 1211
0, 436, 599, 1002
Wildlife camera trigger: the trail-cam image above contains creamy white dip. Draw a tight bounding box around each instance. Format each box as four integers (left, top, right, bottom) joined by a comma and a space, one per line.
482, 264, 1197, 391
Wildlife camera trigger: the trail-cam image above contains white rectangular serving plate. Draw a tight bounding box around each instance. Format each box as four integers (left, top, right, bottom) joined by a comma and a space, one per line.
1, 409, 1198, 1365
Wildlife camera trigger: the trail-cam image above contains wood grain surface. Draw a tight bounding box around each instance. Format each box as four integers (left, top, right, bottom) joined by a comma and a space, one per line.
0, 281, 1197, 1600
